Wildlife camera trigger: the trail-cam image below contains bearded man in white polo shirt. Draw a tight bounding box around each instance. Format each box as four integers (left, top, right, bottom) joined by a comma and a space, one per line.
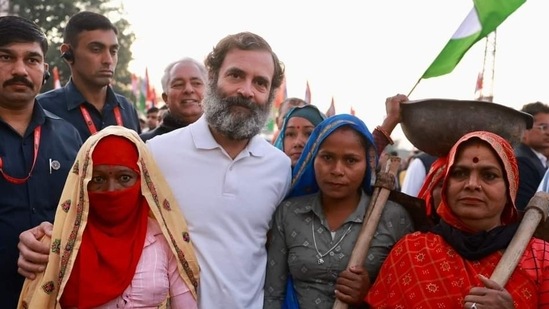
147, 32, 291, 308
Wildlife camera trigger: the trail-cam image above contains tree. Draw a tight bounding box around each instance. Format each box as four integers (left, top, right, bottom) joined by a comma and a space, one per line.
9, 0, 135, 99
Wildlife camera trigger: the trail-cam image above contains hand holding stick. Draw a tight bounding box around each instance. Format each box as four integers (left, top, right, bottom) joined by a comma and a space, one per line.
332, 156, 401, 309
490, 191, 549, 286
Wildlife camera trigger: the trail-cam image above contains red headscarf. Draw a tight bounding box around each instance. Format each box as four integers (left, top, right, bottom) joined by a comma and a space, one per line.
61, 136, 150, 308
437, 131, 519, 232
418, 156, 447, 217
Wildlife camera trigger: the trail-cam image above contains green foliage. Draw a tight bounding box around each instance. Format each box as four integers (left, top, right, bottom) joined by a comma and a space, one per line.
9, 0, 136, 100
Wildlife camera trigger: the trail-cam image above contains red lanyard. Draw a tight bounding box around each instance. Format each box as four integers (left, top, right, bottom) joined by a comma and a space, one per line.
80, 105, 123, 135
0, 126, 41, 184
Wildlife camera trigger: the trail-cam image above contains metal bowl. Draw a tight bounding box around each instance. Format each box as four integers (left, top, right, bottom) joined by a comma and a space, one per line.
400, 98, 533, 157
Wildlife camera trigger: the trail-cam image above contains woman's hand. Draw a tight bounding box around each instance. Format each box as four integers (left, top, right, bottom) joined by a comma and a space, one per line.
335, 265, 371, 306
380, 93, 409, 133
463, 274, 515, 309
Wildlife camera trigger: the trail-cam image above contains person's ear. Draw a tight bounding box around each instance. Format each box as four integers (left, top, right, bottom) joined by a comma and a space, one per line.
60, 44, 74, 63
42, 63, 50, 85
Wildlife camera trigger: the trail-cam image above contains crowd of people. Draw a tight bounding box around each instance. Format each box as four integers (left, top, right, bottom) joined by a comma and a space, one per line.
1, 9, 549, 309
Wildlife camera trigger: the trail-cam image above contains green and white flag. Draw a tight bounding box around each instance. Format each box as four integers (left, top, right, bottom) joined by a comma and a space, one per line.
422, 0, 525, 79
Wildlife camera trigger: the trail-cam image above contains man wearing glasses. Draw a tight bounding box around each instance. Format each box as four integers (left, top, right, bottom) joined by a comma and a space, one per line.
515, 101, 549, 211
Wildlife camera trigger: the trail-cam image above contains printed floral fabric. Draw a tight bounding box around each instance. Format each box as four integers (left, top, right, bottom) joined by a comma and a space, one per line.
366, 231, 549, 308
18, 126, 199, 309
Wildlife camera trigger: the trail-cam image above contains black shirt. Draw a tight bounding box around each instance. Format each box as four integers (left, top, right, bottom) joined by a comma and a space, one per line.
140, 111, 194, 142
0, 105, 82, 309
38, 79, 141, 141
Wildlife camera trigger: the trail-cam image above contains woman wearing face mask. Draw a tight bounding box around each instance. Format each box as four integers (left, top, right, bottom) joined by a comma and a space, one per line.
18, 126, 199, 309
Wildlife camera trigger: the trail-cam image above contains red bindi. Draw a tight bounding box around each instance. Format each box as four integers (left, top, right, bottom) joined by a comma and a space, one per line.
472, 157, 479, 163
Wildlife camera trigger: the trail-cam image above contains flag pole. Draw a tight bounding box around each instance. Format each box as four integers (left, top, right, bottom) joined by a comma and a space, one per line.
407, 77, 422, 97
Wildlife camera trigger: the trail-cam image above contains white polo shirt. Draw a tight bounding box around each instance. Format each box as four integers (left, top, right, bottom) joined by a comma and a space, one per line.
147, 116, 291, 309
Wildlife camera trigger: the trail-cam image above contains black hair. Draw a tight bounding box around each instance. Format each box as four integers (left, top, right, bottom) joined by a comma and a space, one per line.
205, 32, 284, 100
63, 11, 118, 46
147, 107, 159, 114
521, 101, 549, 116
0, 15, 48, 54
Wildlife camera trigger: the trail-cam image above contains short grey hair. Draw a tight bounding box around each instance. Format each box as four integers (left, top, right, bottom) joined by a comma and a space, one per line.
161, 57, 208, 93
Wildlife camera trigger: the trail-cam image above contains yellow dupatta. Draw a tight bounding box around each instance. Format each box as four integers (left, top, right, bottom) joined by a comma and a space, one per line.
18, 126, 199, 308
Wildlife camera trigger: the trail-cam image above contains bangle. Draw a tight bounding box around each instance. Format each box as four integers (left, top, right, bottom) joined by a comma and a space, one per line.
375, 125, 394, 145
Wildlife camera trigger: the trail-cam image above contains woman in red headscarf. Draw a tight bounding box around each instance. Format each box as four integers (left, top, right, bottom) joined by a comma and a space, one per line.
366, 131, 549, 308
417, 156, 447, 224
18, 126, 199, 309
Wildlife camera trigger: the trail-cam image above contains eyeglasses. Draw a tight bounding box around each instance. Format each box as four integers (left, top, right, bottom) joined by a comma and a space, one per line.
533, 123, 549, 133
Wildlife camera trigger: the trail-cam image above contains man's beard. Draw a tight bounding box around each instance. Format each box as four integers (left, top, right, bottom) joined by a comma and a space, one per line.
203, 82, 273, 141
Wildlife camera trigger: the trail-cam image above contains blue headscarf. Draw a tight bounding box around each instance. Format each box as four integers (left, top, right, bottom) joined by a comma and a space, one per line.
288, 114, 378, 198
274, 105, 326, 150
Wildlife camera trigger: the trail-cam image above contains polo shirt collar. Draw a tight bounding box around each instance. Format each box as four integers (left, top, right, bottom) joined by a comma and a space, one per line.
64, 79, 122, 111
190, 115, 268, 157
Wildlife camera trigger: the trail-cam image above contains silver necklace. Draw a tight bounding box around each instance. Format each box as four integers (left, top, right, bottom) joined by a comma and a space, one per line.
311, 217, 353, 265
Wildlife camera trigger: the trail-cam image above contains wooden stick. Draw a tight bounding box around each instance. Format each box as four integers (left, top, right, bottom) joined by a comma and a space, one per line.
490, 191, 549, 286
332, 156, 401, 309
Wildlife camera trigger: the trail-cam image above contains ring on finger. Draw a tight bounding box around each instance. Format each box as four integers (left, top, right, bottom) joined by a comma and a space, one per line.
471, 303, 478, 309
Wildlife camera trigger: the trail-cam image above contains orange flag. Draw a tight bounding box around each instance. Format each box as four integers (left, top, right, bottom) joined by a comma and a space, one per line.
145, 68, 156, 107
474, 72, 483, 99
326, 97, 336, 117
305, 81, 312, 104
52, 66, 61, 89
131, 73, 139, 100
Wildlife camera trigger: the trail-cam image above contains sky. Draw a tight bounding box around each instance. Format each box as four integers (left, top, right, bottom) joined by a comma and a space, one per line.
118, 0, 548, 150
